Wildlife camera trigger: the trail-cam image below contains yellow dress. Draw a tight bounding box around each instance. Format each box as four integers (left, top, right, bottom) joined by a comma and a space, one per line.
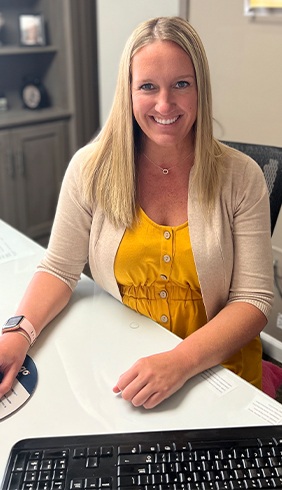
114, 207, 262, 388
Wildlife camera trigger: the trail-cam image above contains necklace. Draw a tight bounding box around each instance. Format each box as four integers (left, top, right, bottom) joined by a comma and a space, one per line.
143, 150, 193, 175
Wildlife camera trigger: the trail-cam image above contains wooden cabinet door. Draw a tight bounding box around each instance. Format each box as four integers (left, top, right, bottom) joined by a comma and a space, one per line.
12, 121, 68, 241
0, 130, 18, 228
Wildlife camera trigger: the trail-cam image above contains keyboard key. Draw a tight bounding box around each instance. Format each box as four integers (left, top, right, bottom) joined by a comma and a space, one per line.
150, 462, 166, 474
43, 450, 68, 459
140, 443, 160, 453
73, 448, 86, 458
118, 464, 149, 476
8, 471, 23, 490
54, 459, 67, 470
118, 475, 139, 486
24, 471, 38, 482
100, 446, 113, 457
53, 469, 65, 480
36, 483, 51, 490
258, 437, 277, 447
87, 447, 99, 457
12, 452, 27, 472
100, 477, 112, 488
52, 483, 65, 490
86, 456, 98, 468
70, 479, 84, 489
40, 460, 53, 471
159, 443, 176, 452
118, 444, 141, 454
118, 453, 155, 465
29, 451, 42, 460
84, 477, 100, 488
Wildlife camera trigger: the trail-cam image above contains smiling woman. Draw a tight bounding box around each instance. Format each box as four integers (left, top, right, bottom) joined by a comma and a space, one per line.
0, 16, 274, 410
131, 40, 198, 169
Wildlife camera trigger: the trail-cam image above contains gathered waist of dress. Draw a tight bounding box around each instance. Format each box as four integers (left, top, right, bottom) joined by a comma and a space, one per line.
119, 284, 203, 302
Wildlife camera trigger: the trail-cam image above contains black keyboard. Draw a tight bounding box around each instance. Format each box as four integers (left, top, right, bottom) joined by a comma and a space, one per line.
2, 425, 282, 490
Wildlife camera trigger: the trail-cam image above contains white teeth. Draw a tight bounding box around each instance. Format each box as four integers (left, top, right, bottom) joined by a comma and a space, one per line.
154, 116, 179, 125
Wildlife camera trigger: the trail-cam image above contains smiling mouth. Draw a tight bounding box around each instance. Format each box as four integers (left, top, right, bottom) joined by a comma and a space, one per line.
153, 116, 180, 125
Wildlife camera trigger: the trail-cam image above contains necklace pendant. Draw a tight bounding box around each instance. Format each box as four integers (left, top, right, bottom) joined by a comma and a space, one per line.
162, 168, 169, 175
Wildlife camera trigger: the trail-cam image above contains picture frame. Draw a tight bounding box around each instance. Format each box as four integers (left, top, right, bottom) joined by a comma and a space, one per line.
244, 0, 282, 15
19, 14, 46, 46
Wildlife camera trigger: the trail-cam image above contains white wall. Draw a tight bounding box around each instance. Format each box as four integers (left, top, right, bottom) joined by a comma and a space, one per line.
188, 0, 282, 358
96, 0, 181, 126
188, 0, 282, 147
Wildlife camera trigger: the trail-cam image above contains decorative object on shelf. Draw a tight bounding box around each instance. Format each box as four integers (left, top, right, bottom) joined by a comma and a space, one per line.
0, 93, 8, 111
0, 12, 5, 45
18, 13, 46, 46
20, 76, 49, 110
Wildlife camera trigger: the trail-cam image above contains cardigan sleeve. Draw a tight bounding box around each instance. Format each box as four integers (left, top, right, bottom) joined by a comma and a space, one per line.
37, 144, 95, 290
189, 151, 274, 321
227, 155, 274, 317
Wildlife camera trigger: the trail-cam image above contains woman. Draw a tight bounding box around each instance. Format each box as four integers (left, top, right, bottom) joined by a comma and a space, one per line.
0, 17, 273, 408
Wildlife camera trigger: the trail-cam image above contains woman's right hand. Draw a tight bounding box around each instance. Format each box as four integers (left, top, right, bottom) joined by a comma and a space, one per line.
0, 333, 30, 398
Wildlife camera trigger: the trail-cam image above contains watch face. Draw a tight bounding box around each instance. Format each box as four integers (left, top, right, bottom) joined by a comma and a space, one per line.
4, 316, 24, 328
22, 84, 41, 109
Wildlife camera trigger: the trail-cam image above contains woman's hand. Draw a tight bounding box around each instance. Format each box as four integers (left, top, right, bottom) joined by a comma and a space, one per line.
0, 333, 30, 398
113, 303, 268, 409
113, 349, 189, 409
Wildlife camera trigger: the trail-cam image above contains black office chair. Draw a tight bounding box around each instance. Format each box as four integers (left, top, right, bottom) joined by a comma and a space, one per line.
222, 141, 282, 235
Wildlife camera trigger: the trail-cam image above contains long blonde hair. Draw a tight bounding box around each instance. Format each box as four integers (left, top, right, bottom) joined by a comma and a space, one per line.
82, 16, 224, 228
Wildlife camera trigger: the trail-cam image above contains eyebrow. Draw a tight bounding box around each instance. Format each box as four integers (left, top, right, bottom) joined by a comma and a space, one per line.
133, 74, 195, 83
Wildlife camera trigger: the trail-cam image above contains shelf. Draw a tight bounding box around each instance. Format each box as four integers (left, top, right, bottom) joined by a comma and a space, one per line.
0, 45, 58, 56
0, 107, 71, 129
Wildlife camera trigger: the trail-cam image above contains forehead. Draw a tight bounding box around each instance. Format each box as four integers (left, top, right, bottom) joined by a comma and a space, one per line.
131, 40, 194, 77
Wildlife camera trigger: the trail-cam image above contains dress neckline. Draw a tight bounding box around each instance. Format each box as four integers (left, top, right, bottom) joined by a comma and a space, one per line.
138, 206, 188, 231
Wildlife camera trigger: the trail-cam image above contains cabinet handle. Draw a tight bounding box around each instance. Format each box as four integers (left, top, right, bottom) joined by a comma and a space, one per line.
6, 150, 16, 179
17, 152, 25, 177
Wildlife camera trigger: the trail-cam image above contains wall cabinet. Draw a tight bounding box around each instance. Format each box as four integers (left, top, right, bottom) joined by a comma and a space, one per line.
0, 0, 71, 130
0, 121, 68, 243
0, 0, 99, 241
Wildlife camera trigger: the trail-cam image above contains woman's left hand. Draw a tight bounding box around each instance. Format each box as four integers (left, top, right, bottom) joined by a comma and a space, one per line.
112, 349, 189, 409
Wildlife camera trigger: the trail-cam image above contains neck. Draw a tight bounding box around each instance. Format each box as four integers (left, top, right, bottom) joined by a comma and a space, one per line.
142, 148, 194, 175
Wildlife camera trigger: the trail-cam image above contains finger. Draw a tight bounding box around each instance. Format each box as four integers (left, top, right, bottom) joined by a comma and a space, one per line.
114, 369, 150, 403
113, 365, 141, 393
0, 369, 17, 398
142, 391, 167, 409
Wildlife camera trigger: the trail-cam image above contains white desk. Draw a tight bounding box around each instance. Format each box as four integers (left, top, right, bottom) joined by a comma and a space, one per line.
1, 220, 282, 483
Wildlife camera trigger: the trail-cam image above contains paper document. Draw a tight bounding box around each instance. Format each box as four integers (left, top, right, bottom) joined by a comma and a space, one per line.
200, 367, 237, 396
0, 221, 35, 264
247, 396, 282, 425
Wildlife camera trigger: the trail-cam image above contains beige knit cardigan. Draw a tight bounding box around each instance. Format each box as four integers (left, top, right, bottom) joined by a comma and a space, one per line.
38, 143, 274, 322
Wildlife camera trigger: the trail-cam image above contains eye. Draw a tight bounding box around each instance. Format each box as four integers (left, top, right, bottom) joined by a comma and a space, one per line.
140, 83, 155, 91
175, 80, 190, 89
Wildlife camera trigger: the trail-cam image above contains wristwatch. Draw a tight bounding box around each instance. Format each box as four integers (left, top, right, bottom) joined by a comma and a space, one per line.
2, 316, 36, 346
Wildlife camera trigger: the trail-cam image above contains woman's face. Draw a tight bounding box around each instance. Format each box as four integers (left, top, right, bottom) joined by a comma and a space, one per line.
131, 40, 198, 150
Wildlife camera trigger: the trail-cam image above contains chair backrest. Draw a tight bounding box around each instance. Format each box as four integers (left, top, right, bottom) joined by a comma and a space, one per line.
222, 141, 282, 235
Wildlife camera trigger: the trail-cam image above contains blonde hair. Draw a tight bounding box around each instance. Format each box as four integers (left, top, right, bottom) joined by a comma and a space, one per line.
82, 16, 224, 228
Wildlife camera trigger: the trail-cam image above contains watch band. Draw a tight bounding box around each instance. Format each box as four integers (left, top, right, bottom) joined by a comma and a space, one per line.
18, 317, 37, 346
2, 316, 37, 346
17, 330, 32, 345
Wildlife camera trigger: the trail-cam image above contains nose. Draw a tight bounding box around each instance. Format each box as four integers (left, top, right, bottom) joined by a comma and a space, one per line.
155, 89, 175, 115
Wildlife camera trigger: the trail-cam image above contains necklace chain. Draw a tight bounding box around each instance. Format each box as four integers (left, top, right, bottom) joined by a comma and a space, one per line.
143, 151, 193, 175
